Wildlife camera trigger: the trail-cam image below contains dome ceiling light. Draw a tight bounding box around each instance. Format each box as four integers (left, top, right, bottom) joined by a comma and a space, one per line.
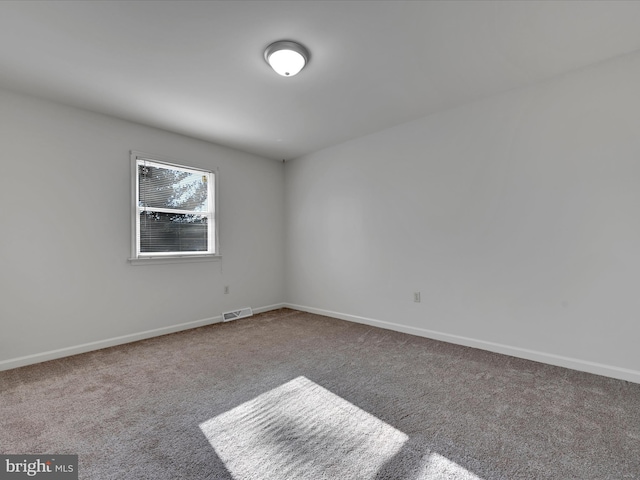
264, 40, 309, 77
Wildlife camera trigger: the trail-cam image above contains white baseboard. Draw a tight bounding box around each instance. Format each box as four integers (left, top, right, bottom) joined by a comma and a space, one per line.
0, 303, 286, 371
253, 303, 286, 314
285, 303, 640, 385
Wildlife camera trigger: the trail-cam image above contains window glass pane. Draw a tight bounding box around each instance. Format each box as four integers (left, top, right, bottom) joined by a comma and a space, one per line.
139, 164, 208, 212
139, 212, 208, 253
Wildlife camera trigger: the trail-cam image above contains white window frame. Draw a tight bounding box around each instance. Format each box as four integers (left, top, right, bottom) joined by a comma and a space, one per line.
129, 151, 220, 265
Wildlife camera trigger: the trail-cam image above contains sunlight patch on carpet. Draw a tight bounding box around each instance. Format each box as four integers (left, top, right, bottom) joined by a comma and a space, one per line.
417, 452, 483, 480
199, 376, 408, 479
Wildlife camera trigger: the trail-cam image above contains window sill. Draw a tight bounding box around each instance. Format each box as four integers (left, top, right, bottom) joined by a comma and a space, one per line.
128, 254, 222, 266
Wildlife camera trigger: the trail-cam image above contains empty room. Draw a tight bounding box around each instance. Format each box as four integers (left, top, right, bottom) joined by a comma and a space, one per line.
1, 1, 639, 479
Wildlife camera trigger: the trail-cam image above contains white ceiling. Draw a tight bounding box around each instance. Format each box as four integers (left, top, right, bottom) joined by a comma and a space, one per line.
2, 1, 640, 161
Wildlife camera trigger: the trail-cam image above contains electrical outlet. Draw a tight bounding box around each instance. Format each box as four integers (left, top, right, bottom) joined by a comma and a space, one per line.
414, 292, 421, 303
224, 286, 230, 294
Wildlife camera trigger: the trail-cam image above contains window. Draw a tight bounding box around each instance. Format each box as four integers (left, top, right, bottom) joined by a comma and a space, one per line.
130, 151, 218, 263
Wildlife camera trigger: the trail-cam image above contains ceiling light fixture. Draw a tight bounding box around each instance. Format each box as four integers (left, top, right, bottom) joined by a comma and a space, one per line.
264, 40, 309, 77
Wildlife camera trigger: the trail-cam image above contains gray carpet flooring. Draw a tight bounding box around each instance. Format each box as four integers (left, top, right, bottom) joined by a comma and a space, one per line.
1, 308, 639, 479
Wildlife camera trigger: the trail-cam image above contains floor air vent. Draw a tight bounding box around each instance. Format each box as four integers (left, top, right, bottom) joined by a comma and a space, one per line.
222, 307, 253, 322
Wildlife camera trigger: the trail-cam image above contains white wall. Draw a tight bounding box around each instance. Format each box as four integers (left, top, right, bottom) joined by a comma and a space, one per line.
0, 88, 285, 369
285, 52, 640, 382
